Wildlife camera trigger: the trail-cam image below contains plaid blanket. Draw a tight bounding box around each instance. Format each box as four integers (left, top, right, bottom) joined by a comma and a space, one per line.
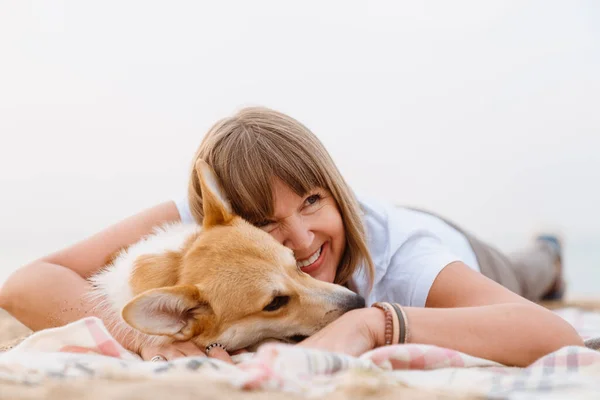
0, 308, 599, 398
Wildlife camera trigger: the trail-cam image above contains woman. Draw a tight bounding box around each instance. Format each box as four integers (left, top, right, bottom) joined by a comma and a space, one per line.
0, 107, 582, 367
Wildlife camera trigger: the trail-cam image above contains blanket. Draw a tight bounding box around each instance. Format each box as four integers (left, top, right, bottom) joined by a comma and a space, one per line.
1, 308, 600, 398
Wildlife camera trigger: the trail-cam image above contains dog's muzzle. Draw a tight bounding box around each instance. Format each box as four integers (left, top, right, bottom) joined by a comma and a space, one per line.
346, 294, 366, 310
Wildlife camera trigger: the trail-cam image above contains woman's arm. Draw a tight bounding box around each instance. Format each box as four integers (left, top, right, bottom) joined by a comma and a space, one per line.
299, 262, 583, 367
404, 261, 583, 366
0, 201, 182, 347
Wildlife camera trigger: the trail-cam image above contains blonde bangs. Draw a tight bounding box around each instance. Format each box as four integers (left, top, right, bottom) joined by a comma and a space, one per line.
208, 128, 329, 225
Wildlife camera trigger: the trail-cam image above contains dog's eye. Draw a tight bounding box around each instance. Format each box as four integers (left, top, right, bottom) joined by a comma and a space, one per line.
263, 296, 290, 312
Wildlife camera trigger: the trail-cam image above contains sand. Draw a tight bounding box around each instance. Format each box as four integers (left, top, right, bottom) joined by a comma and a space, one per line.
0, 308, 31, 352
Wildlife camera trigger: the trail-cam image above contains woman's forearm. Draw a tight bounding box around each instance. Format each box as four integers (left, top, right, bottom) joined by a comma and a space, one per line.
402, 303, 583, 366
0, 262, 138, 351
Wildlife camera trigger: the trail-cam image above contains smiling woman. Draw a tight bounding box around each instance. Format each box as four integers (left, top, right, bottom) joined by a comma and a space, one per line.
173, 107, 582, 365
0, 106, 584, 367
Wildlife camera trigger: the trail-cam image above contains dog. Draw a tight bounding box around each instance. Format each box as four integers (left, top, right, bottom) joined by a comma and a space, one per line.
88, 160, 365, 355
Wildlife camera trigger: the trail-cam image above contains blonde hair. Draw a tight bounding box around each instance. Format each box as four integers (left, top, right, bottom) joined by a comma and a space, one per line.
187, 106, 374, 287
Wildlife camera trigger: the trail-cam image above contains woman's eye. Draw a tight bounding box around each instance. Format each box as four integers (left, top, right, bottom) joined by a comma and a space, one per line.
305, 194, 321, 206
263, 296, 290, 312
254, 220, 274, 228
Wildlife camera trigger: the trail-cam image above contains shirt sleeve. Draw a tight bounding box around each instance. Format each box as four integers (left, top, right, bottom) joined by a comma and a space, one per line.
174, 196, 195, 224
381, 231, 462, 307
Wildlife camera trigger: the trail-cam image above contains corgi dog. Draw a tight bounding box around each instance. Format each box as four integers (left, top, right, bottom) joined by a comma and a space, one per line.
88, 160, 365, 355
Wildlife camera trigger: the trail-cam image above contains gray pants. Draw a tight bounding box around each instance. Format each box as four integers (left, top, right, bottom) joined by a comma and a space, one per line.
411, 208, 558, 301
465, 231, 558, 301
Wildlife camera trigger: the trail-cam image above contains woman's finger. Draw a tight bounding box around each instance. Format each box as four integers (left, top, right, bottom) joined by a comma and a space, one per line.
141, 341, 235, 363
162, 347, 187, 361
230, 348, 249, 356
141, 346, 179, 361
172, 340, 208, 357
205, 345, 234, 364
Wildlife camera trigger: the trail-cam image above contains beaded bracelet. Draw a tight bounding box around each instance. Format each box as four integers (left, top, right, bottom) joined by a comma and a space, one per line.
371, 302, 401, 345
371, 302, 394, 345
388, 303, 400, 344
372, 302, 411, 346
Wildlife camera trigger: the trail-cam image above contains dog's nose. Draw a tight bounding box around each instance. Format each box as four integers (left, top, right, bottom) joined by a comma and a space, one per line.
346, 294, 366, 310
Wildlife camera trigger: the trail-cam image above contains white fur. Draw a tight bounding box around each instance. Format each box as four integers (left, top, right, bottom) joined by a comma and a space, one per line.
87, 222, 201, 348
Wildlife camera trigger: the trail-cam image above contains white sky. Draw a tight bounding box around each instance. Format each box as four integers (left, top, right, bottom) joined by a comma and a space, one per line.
0, 1, 598, 293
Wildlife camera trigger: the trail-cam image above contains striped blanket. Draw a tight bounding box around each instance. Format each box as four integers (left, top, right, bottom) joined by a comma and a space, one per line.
0, 307, 599, 398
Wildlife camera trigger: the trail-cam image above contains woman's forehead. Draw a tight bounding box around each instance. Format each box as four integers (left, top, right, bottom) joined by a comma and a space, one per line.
270, 179, 306, 216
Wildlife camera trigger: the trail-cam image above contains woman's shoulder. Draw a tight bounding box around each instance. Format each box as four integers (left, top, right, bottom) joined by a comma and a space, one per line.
356, 194, 437, 239
354, 193, 466, 268
354, 193, 423, 265
354, 194, 469, 307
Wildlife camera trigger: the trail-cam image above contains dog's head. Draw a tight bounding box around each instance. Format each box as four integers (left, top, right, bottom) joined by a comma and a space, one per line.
121, 160, 365, 351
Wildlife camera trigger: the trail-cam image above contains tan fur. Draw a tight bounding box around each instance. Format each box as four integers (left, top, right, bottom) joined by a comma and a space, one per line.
129, 251, 183, 295
128, 231, 203, 294
91, 160, 365, 353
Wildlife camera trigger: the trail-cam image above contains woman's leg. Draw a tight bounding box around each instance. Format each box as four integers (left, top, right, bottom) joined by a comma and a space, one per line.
506, 237, 564, 301
464, 233, 563, 301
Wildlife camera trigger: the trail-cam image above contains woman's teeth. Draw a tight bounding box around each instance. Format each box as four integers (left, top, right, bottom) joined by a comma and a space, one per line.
296, 246, 322, 268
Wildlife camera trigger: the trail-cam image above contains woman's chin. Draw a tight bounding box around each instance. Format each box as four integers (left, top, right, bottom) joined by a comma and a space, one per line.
310, 265, 336, 283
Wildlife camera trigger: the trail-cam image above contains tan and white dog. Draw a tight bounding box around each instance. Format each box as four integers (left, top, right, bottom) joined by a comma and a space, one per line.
88, 160, 365, 354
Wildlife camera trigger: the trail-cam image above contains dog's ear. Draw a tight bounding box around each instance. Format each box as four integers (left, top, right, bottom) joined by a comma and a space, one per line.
195, 159, 235, 228
122, 285, 214, 340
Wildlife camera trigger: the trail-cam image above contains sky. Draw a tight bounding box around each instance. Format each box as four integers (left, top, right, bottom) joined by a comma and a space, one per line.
0, 1, 598, 295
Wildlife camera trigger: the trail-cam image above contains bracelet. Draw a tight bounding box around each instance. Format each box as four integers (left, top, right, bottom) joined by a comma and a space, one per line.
383, 302, 400, 345
371, 302, 401, 346
389, 303, 400, 344
392, 303, 410, 344
371, 302, 393, 345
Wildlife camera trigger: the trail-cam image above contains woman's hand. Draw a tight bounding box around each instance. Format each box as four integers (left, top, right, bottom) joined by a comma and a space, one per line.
140, 341, 234, 364
297, 307, 386, 357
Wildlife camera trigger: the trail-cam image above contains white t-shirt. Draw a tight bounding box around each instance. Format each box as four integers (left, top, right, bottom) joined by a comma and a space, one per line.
174, 194, 480, 308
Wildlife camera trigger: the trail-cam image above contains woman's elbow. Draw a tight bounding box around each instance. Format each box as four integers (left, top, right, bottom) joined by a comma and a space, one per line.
0, 271, 19, 312
547, 326, 585, 351
514, 305, 585, 366
0, 261, 43, 313
531, 318, 585, 365
0, 285, 10, 311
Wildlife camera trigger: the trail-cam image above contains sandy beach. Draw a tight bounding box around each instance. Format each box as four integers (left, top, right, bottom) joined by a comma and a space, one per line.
0, 309, 31, 351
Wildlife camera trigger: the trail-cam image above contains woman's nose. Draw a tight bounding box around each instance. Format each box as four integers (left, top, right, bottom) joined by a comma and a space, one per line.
282, 216, 314, 252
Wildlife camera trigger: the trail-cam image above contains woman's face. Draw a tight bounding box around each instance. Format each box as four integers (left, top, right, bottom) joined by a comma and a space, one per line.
255, 179, 346, 283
